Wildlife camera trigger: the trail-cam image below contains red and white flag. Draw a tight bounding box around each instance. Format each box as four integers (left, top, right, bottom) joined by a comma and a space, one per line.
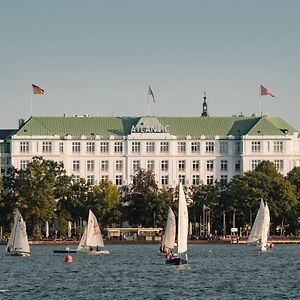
260, 84, 274, 97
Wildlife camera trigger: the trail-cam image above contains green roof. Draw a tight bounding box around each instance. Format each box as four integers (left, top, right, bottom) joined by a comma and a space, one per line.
14, 115, 297, 139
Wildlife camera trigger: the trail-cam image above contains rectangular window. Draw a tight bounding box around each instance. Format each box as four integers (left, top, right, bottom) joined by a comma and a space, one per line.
220, 141, 228, 154
101, 160, 109, 171
72, 175, 80, 184
220, 175, 228, 185
251, 160, 262, 171
192, 160, 200, 171
179, 174, 186, 185
160, 142, 169, 153
101, 175, 109, 182
251, 141, 261, 153
100, 142, 109, 153
116, 160, 123, 171
131, 142, 141, 153
206, 160, 214, 172
72, 142, 81, 153
274, 160, 284, 171
146, 142, 155, 153
72, 160, 80, 172
206, 175, 214, 185
191, 142, 200, 153
178, 142, 186, 153
114, 142, 123, 153
192, 175, 200, 186
206, 142, 214, 153
274, 141, 283, 153
87, 160, 94, 172
161, 175, 169, 186
133, 160, 141, 172
59, 142, 64, 153
161, 160, 169, 171
220, 160, 228, 172
42, 141, 52, 153
147, 160, 155, 171
115, 175, 123, 186
20, 141, 29, 153
235, 160, 241, 172
235, 141, 241, 154
178, 160, 185, 171
20, 160, 29, 170
86, 175, 94, 185
86, 142, 95, 153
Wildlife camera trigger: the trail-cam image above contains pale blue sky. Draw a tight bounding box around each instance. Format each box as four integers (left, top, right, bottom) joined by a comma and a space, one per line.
1, 1, 299, 129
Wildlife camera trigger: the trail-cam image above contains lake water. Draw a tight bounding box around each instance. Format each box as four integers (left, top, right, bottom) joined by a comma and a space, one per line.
0, 243, 299, 299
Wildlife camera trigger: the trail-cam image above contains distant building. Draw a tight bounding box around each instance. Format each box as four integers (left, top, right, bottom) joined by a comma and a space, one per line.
7, 113, 300, 188
0, 129, 16, 176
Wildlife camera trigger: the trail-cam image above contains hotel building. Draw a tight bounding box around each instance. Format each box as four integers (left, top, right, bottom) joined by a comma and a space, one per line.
5, 105, 300, 188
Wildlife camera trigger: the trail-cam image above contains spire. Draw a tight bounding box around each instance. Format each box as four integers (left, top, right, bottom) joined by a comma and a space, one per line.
201, 92, 208, 117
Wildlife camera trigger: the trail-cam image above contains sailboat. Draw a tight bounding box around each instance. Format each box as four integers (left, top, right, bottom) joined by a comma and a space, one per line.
160, 207, 176, 253
166, 183, 189, 265
247, 198, 270, 252
77, 209, 110, 255
5, 209, 30, 257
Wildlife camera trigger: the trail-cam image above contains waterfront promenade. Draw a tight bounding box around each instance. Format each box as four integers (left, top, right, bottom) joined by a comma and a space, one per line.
25, 237, 300, 245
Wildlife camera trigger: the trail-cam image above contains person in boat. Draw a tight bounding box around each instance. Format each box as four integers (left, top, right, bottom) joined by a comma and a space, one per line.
167, 251, 176, 260
160, 245, 168, 253
96, 245, 100, 251
89, 246, 94, 251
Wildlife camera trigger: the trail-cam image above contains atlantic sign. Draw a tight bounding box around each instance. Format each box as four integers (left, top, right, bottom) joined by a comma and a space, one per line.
131, 124, 169, 133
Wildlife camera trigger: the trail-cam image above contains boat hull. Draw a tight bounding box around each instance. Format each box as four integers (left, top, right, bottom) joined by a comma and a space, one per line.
166, 257, 188, 265
53, 250, 77, 254
77, 249, 110, 255
6, 251, 30, 257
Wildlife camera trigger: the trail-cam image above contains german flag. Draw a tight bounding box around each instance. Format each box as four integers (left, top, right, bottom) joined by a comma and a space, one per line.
32, 84, 44, 95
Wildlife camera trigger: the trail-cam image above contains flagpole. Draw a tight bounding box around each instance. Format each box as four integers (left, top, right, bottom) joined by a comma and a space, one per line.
30, 94, 33, 116
258, 86, 262, 116
259, 97, 262, 116
147, 89, 149, 116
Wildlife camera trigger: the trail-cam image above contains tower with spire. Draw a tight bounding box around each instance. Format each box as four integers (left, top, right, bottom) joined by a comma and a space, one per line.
201, 92, 208, 117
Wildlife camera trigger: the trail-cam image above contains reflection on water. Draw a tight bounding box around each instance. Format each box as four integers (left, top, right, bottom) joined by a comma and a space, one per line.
0, 244, 299, 299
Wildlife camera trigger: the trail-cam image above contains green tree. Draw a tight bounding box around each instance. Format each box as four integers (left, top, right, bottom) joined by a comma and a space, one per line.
227, 161, 298, 235
287, 167, 300, 195
191, 182, 222, 237
125, 169, 160, 227
87, 180, 122, 227
2, 157, 65, 239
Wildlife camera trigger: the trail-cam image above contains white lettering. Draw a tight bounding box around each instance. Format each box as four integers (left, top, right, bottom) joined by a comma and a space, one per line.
131, 125, 170, 133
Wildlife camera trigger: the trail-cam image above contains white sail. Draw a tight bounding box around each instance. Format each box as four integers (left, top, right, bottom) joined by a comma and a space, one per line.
45, 221, 49, 238
6, 210, 30, 256
77, 227, 87, 250
6, 216, 17, 252
248, 199, 264, 244
68, 221, 72, 238
163, 207, 176, 249
77, 210, 105, 252
177, 183, 189, 254
261, 202, 270, 252
86, 210, 104, 247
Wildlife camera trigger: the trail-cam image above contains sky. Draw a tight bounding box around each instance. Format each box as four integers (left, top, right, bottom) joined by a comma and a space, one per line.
1, 1, 300, 129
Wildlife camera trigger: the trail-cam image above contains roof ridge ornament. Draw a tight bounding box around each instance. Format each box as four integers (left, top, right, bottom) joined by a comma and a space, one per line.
201, 92, 208, 117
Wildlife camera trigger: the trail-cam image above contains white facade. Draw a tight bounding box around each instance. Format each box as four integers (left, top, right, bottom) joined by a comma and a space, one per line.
10, 127, 300, 188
